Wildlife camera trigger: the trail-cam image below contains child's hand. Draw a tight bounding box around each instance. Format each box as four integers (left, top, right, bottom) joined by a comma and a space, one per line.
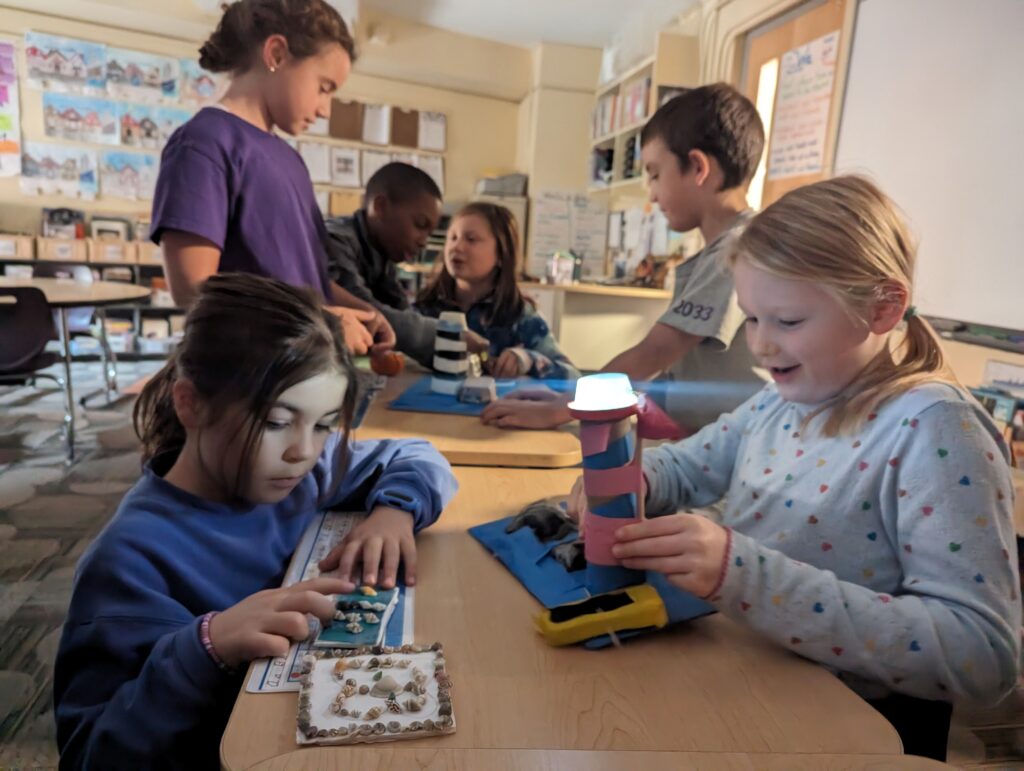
566, 475, 587, 524
480, 395, 572, 429
318, 507, 416, 590
367, 310, 397, 352
462, 329, 490, 355
487, 348, 529, 378
208, 577, 349, 668
612, 513, 729, 598
325, 306, 375, 355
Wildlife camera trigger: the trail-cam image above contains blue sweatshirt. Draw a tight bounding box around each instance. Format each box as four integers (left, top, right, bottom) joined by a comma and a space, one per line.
54, 434, 457, 770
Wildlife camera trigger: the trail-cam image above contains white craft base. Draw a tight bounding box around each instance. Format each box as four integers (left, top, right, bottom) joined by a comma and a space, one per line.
430, 376, 463, 395
296, 645, 455, 745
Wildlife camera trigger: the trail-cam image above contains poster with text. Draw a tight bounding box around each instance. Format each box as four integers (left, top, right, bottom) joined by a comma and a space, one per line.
25, 32, 106, 94
0, 41, 21, 176
43, 93, 119, 146
767, 30, 840, 180
106, 48, 180, 102
20, 142, 98, 199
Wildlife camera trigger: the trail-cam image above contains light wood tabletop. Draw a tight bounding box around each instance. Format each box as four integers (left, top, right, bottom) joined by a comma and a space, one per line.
354, 372, 582, 468
0, 276, 151, 307
244, 749, 947, 770
221, 467, 904, 770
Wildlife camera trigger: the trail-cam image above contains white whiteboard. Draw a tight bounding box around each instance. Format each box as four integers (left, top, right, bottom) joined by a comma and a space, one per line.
834, 0, 1023, 330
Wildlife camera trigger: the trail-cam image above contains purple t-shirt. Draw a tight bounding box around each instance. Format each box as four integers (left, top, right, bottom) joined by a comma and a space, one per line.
150, 107, 333, 300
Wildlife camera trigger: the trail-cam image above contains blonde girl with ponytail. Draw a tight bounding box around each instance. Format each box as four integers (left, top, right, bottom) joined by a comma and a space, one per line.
602, 176, 1020, 761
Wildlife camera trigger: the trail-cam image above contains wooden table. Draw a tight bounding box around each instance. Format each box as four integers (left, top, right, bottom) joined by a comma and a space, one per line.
354, 372, 582, 468
0, 277, 151, 461
241, 750, 947, 770
221, 467, 904, 769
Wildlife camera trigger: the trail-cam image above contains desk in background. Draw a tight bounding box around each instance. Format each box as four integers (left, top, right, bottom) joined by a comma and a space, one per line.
221, 466, 904, 769
355, 372, 581, 468
522, 283, 671, 370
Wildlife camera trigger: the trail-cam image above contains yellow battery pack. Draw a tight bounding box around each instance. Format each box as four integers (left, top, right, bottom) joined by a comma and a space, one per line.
534, 583, 668, 647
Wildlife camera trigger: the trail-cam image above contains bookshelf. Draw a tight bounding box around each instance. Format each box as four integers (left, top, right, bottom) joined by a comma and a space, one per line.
588, 30, 700, 195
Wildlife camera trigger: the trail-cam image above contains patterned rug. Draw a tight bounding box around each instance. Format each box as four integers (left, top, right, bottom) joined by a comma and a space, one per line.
0, 359, 164, 770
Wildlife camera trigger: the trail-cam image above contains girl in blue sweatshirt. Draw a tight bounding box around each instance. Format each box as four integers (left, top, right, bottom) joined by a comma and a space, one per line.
54, 273, 457, 770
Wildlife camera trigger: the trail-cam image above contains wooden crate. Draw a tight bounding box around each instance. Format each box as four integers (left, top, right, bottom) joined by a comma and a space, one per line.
36, 237, 88, 262
88, 239, 138, 264
136, 242, 164, 265
0, 234, 34, 259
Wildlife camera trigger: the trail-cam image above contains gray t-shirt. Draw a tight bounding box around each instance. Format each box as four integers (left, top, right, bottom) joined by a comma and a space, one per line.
658, 211, 767, 428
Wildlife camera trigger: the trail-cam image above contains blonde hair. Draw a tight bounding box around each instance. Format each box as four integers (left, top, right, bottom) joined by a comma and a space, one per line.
729, 175, 957, 436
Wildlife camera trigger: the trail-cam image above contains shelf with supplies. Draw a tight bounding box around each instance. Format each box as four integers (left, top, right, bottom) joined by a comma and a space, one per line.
588, 30, 700, 194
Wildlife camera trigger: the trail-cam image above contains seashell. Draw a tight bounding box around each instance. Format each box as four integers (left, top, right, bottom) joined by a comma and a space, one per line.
397, 659, 410, 668
345, 677, 357, 687
358, 685, 369, 695
438, 703, 452, 717
374, 722, 386, 734
359, 585, 378, 596
409, 721, 423, 731
304, 727, 317, 739
342, 684, 356, 698
387, 721, 401, 733
386, 700, 402, 714
329, 727, 339, 737
358, 600, 373, 610
403, 681, 414, 692
364, 706, 383, 720
370, 674, 401, 697
371, 602, 387, 612
349, 709, 361, 719
345, 612, 361, 624
431, 642, 443, 652
371, 645, 385, 655
363, 613, 380, 624
438, 715, 453, 729
381, 657, 394, 668
329, 702, 342, 714
367, 657, 380, 669
423, 719, 436, 731
372, 670, 383, 682
316, 729, 328, 738
331, 649, 343, 657
346, 621, 363, 633
339, 708, 349, 717
358, 724, 373, 736
434, 657, 446, 667
347, 659, 363, 669
298, 718, 310, 732
400, 644, 414, 653
403, 698, 422, 712
333, 610, 346, 621
338, 727, 349, 737
332, 660, 347, 674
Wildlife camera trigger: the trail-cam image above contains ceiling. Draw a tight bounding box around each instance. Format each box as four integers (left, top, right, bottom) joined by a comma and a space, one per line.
361, 0, 696, 48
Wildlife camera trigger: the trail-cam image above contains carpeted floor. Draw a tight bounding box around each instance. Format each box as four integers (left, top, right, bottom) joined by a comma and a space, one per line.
0, 358, 164, 770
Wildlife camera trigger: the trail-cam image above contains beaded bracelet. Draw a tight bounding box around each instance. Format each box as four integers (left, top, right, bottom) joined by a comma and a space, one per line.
703, 526, 733, 601
199, 611, 233, 673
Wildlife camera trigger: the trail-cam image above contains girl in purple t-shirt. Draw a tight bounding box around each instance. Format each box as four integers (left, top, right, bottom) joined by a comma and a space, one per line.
150, 0, 392, 354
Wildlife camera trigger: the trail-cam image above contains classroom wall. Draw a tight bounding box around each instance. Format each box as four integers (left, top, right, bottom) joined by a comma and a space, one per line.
0, 3, 525, 235
676, 0, 1011, 388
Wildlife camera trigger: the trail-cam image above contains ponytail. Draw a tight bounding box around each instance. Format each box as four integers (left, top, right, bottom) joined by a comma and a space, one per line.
133, 357, 185, 463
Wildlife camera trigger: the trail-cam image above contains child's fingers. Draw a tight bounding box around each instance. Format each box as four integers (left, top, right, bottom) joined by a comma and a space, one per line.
334, 539, 364, 586
400, 538, 417, 586
618, 555, 689, 575
612, 532, 686, 560
263, 609, 313, 642
360, 536, 384, 585
616, 514, 688, 542
277, 588, 336, 620
248, 631, 293, 661
290, 577, 352, 596
377, 540, 401, 589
